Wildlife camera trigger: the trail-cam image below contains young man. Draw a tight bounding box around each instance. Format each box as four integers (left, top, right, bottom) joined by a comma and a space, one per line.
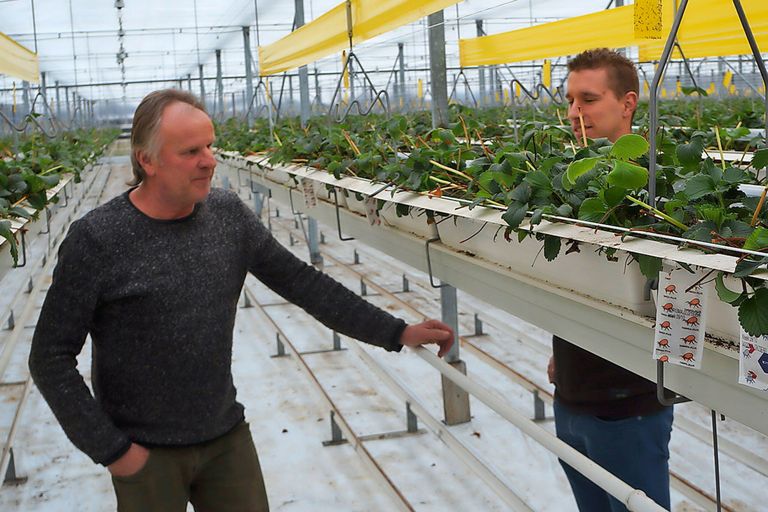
29, 89, 454, 512
550, 48, 674, 512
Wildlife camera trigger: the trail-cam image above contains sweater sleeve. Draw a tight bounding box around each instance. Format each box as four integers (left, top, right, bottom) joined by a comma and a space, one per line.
28, 219, 132, 466
240, 201, 406, 351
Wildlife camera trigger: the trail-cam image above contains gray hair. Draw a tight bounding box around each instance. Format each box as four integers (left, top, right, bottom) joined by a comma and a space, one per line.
129, 89, 207, 186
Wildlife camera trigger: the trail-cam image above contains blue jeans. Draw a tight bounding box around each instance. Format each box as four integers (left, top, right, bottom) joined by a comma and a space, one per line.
554, 400, 674, 512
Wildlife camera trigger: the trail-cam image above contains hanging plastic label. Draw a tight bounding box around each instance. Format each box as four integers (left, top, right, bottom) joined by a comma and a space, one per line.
542, 59, 551, 90
302, 178, 317, 209
653, 267, 708, 369
723, 70, 734, 89
364, 196, 380, 226
739, 332, 768, 391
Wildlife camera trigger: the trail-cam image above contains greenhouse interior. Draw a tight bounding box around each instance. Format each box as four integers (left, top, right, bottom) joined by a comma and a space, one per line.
1, 0, 768, 511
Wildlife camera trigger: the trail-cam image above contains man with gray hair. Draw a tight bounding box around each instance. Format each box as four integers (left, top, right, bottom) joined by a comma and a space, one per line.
29, 89, 454, 511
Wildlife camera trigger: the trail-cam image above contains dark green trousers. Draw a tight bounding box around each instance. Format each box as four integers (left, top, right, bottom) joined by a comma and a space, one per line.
111, 422, 269, 512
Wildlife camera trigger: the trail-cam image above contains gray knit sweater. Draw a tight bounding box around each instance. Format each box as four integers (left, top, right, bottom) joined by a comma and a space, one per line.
29, 188, 406, 466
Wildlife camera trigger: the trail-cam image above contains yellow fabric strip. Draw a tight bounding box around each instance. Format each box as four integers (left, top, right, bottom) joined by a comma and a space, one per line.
638, 0, 768, 61
459, 6, 638, 66
0, 33, 39, 83
259, 0, 459, 76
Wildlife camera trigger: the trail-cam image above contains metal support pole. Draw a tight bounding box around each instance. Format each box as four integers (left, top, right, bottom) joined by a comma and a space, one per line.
649, 0, 690, 208
476, 20, 485, 105
533, 390, 546, 421
307, 217, 322, 265
731, 0, 768, 137
295, 0, 311, 126
199, 64, 206, 109
288, 74, 294, 112
397, 42, 406, 105
349, 58, 356, 103
242, 26, 254, 126
54, 81, 61, 119
21, 81, 31, 118
428, 10, 449, 128
65, 87, 71, 121
187, 73, 192, 92
314, 68, 321, 105
40, 72, 48, 111
711, 411, 723, 512
215, 49, 224, 119
440, 284, 470, 425
232, 92, 236, 117
332, 331, 342, 351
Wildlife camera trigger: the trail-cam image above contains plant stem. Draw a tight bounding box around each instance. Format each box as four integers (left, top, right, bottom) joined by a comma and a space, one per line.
625, 195, 689, 231
577, 107, 588, 147
40, 164, 64, 176
429, 160, 473, 181
427, 175, 452, 186
751, 186, 768, 227
714, 126, 726, 171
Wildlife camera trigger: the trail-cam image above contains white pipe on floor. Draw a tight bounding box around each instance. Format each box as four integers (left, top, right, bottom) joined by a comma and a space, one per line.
413, 346, 667, 512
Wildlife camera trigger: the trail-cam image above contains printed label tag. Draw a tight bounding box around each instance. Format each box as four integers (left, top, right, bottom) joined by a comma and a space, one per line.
364, 196, 381, 226
301, 179, 317, 209
653, 268, 707, 369
739, 331, 768, 391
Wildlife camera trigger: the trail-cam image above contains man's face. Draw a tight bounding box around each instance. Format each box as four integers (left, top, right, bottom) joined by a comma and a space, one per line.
566, 67, 636, 143
141, 102, 216, 206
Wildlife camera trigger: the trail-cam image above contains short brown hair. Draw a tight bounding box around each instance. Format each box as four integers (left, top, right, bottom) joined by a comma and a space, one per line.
568, 48, 639, 99
129, 89, 207, 185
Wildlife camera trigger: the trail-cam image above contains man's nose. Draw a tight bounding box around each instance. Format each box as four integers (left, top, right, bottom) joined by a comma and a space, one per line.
567, 101, 581, 121
201, 147, 216, 168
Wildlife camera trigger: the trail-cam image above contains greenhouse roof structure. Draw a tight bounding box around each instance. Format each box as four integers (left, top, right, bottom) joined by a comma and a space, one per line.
0, 0, 613, 104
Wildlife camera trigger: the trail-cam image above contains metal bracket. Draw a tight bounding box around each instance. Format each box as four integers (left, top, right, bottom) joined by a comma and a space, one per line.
656, 360, 691, 406
425, 237, 448, 289
58, 184, 69, 207
332, 188, 355, 241
448, 69, 479, 107
237, 167, 248, 188
3, 448, 27, 486
12, 230, 27, 268
322, 410, 347, 446
298, 331, 347, 356
474, 313, 484, 336
533, 390, 547, 422
271, 332, 289, 358
287, 187, 301, 217
39, 207, 51, 235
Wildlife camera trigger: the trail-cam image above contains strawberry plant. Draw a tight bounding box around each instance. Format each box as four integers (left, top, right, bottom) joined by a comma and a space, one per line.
0, 128, 117, 263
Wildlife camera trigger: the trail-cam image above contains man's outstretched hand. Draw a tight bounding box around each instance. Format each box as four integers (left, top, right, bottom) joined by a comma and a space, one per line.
399, 319, 455, 357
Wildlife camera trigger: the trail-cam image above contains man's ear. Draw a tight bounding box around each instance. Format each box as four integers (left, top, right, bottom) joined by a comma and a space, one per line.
623, 91, 638, 119
136, 149, 158, 177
